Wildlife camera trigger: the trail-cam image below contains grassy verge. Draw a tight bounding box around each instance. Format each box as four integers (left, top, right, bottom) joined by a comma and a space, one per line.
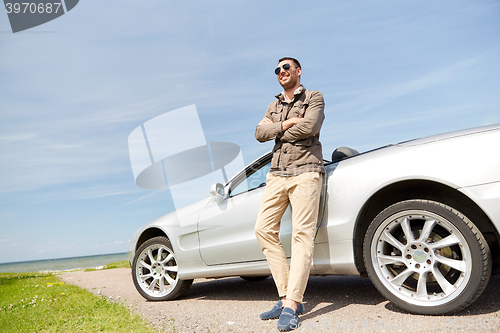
0, 271, 153, 332
84, 260, 130, 272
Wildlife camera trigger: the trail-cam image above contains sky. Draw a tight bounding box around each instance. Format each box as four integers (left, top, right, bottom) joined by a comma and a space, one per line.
0, 0, 499, 264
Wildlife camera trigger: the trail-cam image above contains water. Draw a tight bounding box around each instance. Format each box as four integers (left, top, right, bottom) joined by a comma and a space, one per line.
0, 253, 129, 273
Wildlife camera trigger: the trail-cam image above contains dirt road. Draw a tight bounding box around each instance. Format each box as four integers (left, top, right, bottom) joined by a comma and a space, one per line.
59, 268, 500, 332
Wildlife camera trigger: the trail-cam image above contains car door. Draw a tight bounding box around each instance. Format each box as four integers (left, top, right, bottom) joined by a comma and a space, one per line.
197, 154, 293, 265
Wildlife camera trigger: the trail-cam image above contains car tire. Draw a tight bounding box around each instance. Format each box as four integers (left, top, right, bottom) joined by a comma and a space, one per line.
363, 199, 491, 315
132, 236, 193, 301
240, 276, 270, 282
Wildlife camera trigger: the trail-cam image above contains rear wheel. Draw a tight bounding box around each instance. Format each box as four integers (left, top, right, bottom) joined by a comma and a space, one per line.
363, 200, 491, 314
132, 236, 193, 301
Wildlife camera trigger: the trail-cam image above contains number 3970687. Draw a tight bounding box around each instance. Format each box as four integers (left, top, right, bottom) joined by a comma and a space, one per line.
5, 3, 62, 14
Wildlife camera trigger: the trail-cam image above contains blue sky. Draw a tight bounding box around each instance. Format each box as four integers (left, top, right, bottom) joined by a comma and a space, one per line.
1, 0, 499, 263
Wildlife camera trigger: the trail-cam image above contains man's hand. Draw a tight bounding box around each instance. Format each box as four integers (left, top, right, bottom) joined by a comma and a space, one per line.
281, 117, 302, 131
258, 117, 273, 126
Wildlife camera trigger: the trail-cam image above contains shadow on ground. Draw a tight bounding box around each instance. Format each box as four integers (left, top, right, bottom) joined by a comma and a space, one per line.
178, 274, 500, 320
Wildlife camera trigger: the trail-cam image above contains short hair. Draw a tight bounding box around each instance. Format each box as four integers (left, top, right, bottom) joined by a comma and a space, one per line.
278, 57, 301, 69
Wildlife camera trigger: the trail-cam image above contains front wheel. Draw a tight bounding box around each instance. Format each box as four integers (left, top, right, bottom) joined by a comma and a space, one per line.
132, 236, 193, 301
363, 200, 491, 315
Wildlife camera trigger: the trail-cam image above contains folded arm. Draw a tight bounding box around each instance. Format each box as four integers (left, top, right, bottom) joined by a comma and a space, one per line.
280, 91, 325, 142
255, 91, 325, 143
255, 104, 283, 143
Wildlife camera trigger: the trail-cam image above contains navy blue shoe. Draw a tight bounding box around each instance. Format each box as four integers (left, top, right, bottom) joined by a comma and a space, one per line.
260, 301, 304, 320
277, 307, 300, 331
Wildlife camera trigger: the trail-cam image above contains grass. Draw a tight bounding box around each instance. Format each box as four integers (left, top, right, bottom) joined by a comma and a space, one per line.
84, 260, 130, 272
0, 269, 154, 333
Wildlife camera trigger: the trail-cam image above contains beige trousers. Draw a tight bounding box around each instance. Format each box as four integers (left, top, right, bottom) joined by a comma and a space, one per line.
255, 172, 322, 303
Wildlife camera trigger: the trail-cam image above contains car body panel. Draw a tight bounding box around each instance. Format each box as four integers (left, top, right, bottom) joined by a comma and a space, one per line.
459, 181, 500, 231
198, 186, 292, 265
313, 240, 358, 275
127, 197, 211, 265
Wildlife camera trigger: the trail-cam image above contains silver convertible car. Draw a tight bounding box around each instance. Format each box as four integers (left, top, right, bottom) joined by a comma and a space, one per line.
128, 123, 500, 315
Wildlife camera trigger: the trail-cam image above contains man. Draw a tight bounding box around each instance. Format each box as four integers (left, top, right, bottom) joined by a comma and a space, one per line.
255, 57, 325, 331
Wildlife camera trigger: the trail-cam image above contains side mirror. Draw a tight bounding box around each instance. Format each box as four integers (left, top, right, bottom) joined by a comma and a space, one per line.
210, 183, 226, 202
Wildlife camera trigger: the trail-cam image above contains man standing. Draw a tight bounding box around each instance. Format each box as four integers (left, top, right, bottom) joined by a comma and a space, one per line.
255, 57, 325, 331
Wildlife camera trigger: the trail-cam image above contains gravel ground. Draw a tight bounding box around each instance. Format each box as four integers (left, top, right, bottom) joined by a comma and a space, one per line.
58, 269, 500, 332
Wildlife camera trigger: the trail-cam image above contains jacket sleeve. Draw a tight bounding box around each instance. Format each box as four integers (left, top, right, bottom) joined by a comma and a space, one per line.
255, 102, 283, 143
280, 91, 325, 143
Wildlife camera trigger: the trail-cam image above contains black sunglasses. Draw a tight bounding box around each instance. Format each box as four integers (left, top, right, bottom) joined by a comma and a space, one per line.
275, 63, 291, 75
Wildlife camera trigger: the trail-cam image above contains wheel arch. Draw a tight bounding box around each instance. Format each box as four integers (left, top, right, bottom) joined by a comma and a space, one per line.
135, 227, 169, 252
353, 179, 500, 277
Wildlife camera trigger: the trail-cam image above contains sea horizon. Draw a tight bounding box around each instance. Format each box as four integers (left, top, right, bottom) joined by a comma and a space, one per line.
0, 252, 129, 273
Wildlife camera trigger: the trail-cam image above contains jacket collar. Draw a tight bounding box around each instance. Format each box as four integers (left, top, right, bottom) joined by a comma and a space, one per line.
275, 84, 306, 103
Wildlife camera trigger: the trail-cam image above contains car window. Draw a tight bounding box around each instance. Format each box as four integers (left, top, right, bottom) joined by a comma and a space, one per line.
230, 161, 271, 197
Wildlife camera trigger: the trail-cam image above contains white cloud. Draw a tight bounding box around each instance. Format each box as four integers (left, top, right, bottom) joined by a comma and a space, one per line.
330, 57, 479, 117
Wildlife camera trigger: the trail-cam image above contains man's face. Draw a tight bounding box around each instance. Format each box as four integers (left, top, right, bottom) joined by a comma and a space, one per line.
276, 60, 301, 90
